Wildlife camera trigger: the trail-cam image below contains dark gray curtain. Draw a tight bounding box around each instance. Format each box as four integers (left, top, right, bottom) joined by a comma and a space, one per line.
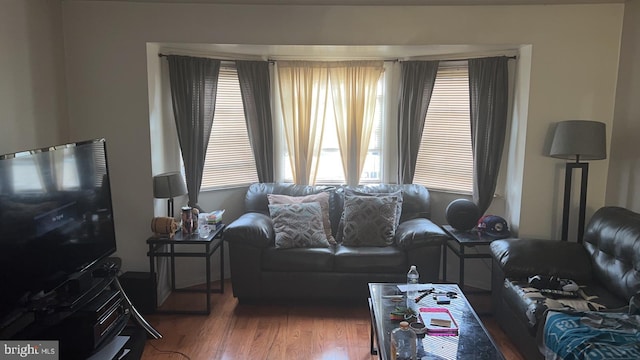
397, 60, 440, 184
236, 60, 274, 182
167, 55, 220, 210
469, 56, 509, 214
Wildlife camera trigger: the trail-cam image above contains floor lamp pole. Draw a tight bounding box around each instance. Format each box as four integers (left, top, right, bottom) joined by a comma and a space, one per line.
561, 160, 589, 243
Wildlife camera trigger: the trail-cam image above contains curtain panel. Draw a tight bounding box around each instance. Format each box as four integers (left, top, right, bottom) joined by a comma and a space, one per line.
328, 61, 384, 186
468, 56, 509, 214
276, 61, 330, 185
167, 55, 220, 210
236, 60, 274, 183
397, 60, 440, 184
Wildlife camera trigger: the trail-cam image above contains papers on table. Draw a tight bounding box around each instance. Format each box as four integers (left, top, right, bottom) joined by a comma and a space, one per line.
396, 283, 435, 293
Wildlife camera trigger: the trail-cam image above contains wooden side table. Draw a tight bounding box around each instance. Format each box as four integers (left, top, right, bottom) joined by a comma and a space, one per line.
442, 225, 503, 291
146, 225, 225, 315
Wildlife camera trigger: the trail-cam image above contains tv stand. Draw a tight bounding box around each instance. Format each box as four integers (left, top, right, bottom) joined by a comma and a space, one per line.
3, 258, 158, 359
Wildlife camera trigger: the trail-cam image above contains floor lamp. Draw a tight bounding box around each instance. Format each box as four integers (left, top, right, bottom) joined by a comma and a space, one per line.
153, 172, 188, 218
549, 120, 606, 243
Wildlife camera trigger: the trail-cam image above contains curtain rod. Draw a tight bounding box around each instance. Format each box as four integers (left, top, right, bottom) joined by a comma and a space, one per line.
159, 53, 517, 62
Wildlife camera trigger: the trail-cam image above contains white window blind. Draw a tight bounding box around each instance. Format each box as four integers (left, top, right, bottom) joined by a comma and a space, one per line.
201, 64, 258, 189
413, 64, 474, 193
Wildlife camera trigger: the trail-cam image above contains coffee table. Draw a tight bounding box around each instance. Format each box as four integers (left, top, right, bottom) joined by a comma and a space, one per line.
368, 283, 504, 360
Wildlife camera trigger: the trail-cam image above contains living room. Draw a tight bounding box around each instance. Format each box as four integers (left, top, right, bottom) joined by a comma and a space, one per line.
1, 0, 639, 359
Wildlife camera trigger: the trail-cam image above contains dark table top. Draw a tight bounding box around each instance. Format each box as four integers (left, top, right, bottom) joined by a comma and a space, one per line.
368, 282, 504, 360
442, 225, 504, 246
147, 224, 224, 245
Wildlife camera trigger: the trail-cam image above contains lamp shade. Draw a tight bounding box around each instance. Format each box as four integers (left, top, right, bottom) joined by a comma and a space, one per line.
153, 172, 187, 199
549, 120, 606, 161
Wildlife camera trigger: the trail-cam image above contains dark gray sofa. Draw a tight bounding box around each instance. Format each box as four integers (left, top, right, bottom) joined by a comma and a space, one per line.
490, 206, 640, 360
223, 183, 448, 302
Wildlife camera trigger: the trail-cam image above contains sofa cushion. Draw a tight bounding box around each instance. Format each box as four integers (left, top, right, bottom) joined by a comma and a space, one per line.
341, 195, 398, 246
268, 192, 336, 245
262, 247, 335, 272
334, 245, 406, 273
268, 202, 330, 249
500, 278, 630, 336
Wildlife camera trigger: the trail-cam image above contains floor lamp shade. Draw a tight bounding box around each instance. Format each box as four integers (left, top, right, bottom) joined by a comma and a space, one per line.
549, 120, 606, 161
153, 172, 188, 217
549, 120, 606, 243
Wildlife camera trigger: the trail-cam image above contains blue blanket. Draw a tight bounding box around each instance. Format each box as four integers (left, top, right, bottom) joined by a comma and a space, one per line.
544, 310, 640, 360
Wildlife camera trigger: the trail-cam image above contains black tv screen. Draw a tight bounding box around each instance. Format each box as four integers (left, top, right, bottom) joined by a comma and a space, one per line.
0, 139, 117, 318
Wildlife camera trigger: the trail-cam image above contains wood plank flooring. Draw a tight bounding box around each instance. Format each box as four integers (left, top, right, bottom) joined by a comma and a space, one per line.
140, 280, 525, 360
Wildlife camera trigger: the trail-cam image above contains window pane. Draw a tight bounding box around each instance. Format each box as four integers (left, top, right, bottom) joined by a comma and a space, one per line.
285, 74, 384, 184
202, 64, 258, 189
413, 65, 473, 193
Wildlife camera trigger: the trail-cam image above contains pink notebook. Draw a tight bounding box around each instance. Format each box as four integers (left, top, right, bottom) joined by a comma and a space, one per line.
419, 307, 459, 336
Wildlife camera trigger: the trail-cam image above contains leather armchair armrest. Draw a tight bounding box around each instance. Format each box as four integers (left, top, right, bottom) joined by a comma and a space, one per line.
490, 238, 593, 282
224, 212, 274, 249
395, 218, 448, 250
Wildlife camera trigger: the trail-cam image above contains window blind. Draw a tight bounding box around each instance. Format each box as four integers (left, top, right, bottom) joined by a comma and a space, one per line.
413, 65, 474, 193
202, 64, 258, 189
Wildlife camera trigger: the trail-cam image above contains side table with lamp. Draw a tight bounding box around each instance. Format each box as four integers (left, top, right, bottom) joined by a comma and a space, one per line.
149, 171, 225, 315
146, 224, 225, 315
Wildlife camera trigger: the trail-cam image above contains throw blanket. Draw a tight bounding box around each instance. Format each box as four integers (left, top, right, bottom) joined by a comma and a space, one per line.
543, 310, 640, 360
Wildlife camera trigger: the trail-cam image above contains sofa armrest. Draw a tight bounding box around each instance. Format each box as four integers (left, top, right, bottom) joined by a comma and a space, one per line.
395, 218, 448, 250
224, 212, 274, 249
490, 238, 593, 282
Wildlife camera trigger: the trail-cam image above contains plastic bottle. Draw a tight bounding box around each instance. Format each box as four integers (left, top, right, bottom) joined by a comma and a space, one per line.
407, 265, 419, 307
390, 321, 417, 360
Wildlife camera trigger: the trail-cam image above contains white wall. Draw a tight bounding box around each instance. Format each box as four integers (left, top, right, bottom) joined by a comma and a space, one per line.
60, 1, 624, 289
606, 0, 640, 211
0, 0, 67, 154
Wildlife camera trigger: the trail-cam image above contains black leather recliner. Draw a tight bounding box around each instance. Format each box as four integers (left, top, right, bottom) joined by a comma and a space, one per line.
223, 183, 448, 302
490, 206, 640, 360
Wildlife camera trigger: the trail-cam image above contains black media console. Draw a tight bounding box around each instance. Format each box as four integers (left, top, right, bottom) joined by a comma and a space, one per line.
1, 258, 153, 360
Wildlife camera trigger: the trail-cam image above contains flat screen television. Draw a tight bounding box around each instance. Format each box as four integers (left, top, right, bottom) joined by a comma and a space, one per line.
0, 139, 117, 320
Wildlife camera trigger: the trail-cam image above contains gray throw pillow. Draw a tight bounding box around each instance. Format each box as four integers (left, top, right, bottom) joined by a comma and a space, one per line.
337, 189, 404, 243
267, 192, 336, 245
268, 202, 330, 249
341, 195, 398, 246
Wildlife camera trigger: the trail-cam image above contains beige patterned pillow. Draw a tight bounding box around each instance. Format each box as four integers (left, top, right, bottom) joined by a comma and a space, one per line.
268, 202, 330, 249
341, 195, 398, 247
267, 192, 336, 245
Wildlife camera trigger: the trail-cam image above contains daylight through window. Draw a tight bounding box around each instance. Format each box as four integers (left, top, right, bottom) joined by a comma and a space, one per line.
413, 64, 474, 193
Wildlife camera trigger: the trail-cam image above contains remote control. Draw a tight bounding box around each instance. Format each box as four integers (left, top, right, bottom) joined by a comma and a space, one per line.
540, 289, 579, 298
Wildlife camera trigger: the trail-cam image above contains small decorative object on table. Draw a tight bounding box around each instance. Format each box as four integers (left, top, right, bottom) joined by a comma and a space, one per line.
390, 306, 417, 322
181, 206, 199, 234
151, 217, 178, 237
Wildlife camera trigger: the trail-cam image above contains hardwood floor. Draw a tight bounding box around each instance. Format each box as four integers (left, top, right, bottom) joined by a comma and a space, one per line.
140, 280, 525, 360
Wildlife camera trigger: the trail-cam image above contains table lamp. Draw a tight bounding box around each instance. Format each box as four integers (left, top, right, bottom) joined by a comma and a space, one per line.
153, 172, 188, 218
549, 120, 606, 243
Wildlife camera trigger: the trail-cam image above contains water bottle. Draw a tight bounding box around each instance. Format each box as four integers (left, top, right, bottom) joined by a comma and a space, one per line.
407, 265, 419, 307
390, 321, 417, 360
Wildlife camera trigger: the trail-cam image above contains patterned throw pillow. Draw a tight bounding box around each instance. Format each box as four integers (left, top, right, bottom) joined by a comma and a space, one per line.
341, 195, 398, 246
268, 202, 330, 249
267, 192, 336, 245
337, 189, 404, 243
345, 189, 404, 227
